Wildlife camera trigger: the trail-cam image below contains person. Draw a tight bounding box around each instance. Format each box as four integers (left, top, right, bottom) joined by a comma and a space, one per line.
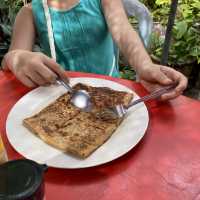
2, 0, 187, 100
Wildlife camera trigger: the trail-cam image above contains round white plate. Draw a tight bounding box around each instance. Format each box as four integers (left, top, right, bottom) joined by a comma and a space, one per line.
6, 77, 149, 169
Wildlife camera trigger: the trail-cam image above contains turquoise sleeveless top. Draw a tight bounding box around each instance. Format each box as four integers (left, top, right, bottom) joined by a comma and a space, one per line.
31, 0, 119, 77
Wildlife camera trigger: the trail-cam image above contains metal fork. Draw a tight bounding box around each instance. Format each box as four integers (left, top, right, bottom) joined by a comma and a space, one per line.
96, 84, 176, 120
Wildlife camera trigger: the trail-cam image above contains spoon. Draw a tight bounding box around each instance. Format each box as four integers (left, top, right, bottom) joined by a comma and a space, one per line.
56, 79, 92, 111
43, 1, 92, 111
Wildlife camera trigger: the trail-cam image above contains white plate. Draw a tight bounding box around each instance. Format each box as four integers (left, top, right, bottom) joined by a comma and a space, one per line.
6, 78, 149, 169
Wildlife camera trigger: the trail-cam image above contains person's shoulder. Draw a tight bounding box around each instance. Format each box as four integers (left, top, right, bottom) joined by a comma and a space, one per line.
17, 3, 33, 16
20, 3, 32, 12
24, 3, 32, 9
15, 3, 33, 20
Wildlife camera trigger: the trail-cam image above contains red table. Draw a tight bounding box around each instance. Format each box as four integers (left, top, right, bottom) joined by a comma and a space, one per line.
1, 71, 200, 200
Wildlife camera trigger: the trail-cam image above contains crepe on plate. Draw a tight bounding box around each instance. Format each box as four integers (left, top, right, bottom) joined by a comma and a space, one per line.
23, 83, 133, 158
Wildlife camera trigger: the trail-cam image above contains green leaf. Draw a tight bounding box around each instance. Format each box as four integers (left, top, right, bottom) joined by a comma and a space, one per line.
190, 46, 200, 57
175, 21, 188, 39
120, 69, 136, 80
191, 0, 200, 9
186, 35, 196, 43
155, 0, 170, 5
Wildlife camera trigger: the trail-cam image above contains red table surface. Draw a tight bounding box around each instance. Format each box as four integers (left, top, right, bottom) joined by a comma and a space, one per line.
1, 71, 200, 200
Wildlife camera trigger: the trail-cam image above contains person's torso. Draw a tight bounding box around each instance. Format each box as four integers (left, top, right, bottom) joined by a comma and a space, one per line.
31, 0, 119, 77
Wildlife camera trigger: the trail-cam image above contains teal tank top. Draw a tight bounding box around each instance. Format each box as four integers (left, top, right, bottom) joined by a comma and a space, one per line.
31, 0, 119, 77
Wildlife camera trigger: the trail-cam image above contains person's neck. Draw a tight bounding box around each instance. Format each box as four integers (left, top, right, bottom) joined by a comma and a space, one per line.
48, 0, 78, 10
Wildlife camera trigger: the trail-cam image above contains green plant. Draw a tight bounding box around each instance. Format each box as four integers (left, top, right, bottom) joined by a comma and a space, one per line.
0, 0, 30, 65
0, 0, 27, 25
0, 10, 12, 65
149, 0, 200, 65
150, 22, 200, 65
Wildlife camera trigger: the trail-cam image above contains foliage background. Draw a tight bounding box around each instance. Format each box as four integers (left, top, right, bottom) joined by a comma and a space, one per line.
148, 0, 200, 65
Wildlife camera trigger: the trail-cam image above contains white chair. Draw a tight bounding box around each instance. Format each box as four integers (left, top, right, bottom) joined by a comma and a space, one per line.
123, 0, 153, 48
115, 0, 153, 79
115, 0, 152, 60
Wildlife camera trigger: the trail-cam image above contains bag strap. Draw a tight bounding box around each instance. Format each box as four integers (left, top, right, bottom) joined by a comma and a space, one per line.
42, 0, 57, 60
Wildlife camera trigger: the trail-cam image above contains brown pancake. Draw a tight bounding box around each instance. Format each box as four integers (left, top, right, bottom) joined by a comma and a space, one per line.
23, 83, 133, 158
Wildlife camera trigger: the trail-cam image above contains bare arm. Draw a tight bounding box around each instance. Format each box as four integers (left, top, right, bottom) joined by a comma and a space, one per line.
2, 4, 36, 69
1, 4, 67, 87
9, 4, 36, 51
101, 0, 152, 73
102, 0, 187, 100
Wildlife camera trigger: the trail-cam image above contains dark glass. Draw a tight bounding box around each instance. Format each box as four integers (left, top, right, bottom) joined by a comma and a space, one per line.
0, 159, 48, 200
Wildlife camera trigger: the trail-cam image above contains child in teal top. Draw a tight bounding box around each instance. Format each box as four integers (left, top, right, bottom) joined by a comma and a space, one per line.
32, 0, 119, 77
2, 0, 187, 100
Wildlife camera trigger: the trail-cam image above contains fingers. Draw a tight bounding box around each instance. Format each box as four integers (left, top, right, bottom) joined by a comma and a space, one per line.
140, 64, 173, 85
151, 69, 173, 85
174, 73, 188, 94
19, 63, 57, 87
26, 53, 66, 85
19, 75, 36, 88
142, 65, 188, 101
160, 91, 181, 101
22, 62, 53, 86
8, 51, 67, 87
160, 80, 186, 100
34, 64, 57, 84
161, 65, 188, 92
30, 70, 49, 85
42, 55, 69, 83
158, 66, 187, 100
140, 80, 160, 92
160, 66, 180, 82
